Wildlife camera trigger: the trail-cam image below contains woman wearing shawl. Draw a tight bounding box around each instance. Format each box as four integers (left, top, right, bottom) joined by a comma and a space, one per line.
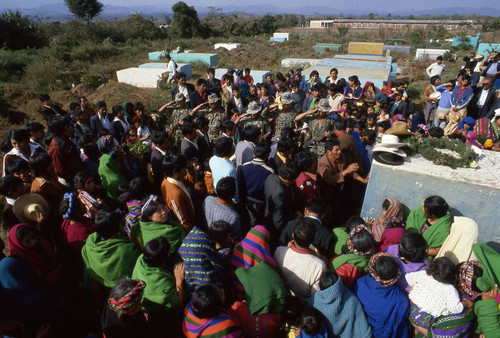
406, 195, 452, 258
408, 114, 423, 133
370, 198, 404, 242
183, 284, 241, 338
332, 215, 363, 256
229, 226, 285, 337
81, 210, 141, 288
102, 277, 156, 338
411, 261, 480, 338
353, 253, 410, 338
97, 135, 129, 199
330, 224, 376, 288
378, 217, 406, 252
471, 243, 500, 337
8, 223, 60, 287
133, 195, 185, 251
363, 82, 377, 106
132, 237, 185, 336
436, 217, 478, 264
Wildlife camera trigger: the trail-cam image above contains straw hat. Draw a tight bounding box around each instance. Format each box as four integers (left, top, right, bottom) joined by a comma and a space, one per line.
247, 101, 263, 115
13, 193, 49, 223
385, 121, 412, 136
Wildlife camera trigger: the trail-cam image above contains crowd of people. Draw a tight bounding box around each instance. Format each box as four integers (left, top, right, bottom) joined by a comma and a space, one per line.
0, 48, 499, 338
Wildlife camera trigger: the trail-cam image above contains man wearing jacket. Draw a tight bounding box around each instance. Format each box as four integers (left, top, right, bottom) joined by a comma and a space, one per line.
444, 76, 473, 135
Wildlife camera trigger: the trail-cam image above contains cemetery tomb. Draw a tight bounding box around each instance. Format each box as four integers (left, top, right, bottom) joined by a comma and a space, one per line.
116, 68, 167, 88
138, 63, 193, 79
312, 43, 343, 53
347, 42, 384, 56
214, 43, 242, 51
415, 49, 449, 60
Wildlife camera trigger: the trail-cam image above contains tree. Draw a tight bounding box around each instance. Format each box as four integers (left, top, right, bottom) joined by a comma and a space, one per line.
368, 13, 375, 20
64, 0, 103, 21
0, 10, 47, 50
171, 1, 208, 38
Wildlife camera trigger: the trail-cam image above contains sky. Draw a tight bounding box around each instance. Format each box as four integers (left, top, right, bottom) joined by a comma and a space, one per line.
2, 0, 495, 11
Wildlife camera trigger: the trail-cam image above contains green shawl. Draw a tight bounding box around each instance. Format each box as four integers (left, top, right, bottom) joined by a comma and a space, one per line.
137, 219, 186, 252
472, 243, 500, 292
235, 261, 287, 316
132, 254, 179, 313
474, 299, 500, 336
333, 227, 349, 256
98, 154, 128, 199
406, 205, 451, 249
331, 253, 370, 271
81, 232, 141, 288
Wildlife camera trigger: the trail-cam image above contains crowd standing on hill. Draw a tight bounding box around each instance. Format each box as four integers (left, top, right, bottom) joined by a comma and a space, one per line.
0, 49, 500, 338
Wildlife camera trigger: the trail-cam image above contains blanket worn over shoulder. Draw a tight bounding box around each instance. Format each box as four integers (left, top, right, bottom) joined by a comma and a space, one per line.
308, 277, 371, 338
82, 232, 141, 288
406, 205, 451, 249
137, 219, 186, 252
98, 154, 128, 199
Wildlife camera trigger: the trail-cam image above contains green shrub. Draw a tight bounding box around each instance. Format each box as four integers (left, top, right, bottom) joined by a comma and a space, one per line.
0, 11, 47, 50
23, 59, 61, 93
71, 43, 120, 63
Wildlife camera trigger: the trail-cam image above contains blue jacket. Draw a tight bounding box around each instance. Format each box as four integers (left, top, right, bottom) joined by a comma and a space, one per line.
435, 84, 453, 110
353, 275, 410, 338
450, 85, 473, 109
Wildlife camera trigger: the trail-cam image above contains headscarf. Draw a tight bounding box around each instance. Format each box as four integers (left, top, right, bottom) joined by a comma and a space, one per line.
347, 224, 373, 256
393, 114, 406, 122
368, 252, 401, 287
231, 225, 275, 269
8, 223, 58, 278
458, 261, 482, 300
371, 198, 404, 242
62, 192, 75, 220
417, 124, 428, 136
108, 279, 146, 312
458, 117, 476, 133
78, 190, 104, 220
97, 135, 115, 154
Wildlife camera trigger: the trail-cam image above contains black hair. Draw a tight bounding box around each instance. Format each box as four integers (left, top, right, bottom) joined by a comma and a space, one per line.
348, 75, 360, 85
346, 118, 355, 130
424, 195, 449, 218
310, 84, 321, 92
294, 150, 317, 172
0, 175, 24, 197
245, 68, 251, 73
367, 113, 376, 120
378, 120, 391, 132
10, 129, 31, 142
207, 220, 232, 244
375, 255, 400, 281
277, 137, 295, 153
436, 56, 443, 60
207, 68, 215, 74
319, 270, 339, 290
16, 224, 36, 244
309, 70, 319, 78
301, 307, 323, 336
195, 116, 209, 128
6, 158, 30, 175
29, 152, 53, 177
426, 257, 457, 285
112, 104, 124, 115
382, 198, 392, 210
333, 118, 346, 131
191, 284, 221, 319
96, 101, 107, 110
291, 80, 301, 88
140, 199, 162, 222
152, 131, 168, 146
216, 176, 236, 201
398, 232, 427, 263
351, 229, 376, 253
69, 101, 80, 112
134, 102, 144, 112
462, 75, 471, 83
94, 209, 122, 239
280, 127, 296, 140
282, 296, 304, 327
221, 119, 235, 133
38, 93, 50, 102
59, 193, 83, 220
293, 218, 315, 248
304, 197, 326, 216
73, 171, 93, 190
345, 215, 366, 233
83, 143, 100, 160
324, 138, 340, 152
162, 153, 187, 177
143, 237, 171, 268
214, 137, 234, 158
196, 78, 207, 87
48, 116, 72, 136
243, 125, 261, 142
181, 122, 196, 136
278, 161, 300, 181
430, 75, 440, 85
428, 127, 444, 139
254, 142, 270, 159
25, 122, 45, 133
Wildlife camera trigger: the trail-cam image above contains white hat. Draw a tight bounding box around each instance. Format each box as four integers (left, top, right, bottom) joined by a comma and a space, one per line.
374, 134, 407, 148
372, 146, 407, 157
494, 108, 500, 121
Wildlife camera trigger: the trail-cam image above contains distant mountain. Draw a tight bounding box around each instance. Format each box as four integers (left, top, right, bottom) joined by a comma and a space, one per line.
1, 2, 499, 20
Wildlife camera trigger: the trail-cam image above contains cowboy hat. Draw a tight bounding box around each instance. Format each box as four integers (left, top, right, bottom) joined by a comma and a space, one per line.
246, 101, 263, 115
385, 121, 412, 136
373, 152, 405, 166
280, 92, 294, 105
317, 98, 331, 113
374, 134, 407, 148
13, 193, 49, 223
372, 146, 407, 158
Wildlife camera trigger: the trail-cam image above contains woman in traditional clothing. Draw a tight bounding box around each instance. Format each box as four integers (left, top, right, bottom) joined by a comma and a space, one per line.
406, 195, 452, 258
183, 284, 241, 338
370, 197, 404, 242
435, 216, 478, 264
74, 170, 106, 221
353, 252, 410, 337
330, 224, 376, 288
